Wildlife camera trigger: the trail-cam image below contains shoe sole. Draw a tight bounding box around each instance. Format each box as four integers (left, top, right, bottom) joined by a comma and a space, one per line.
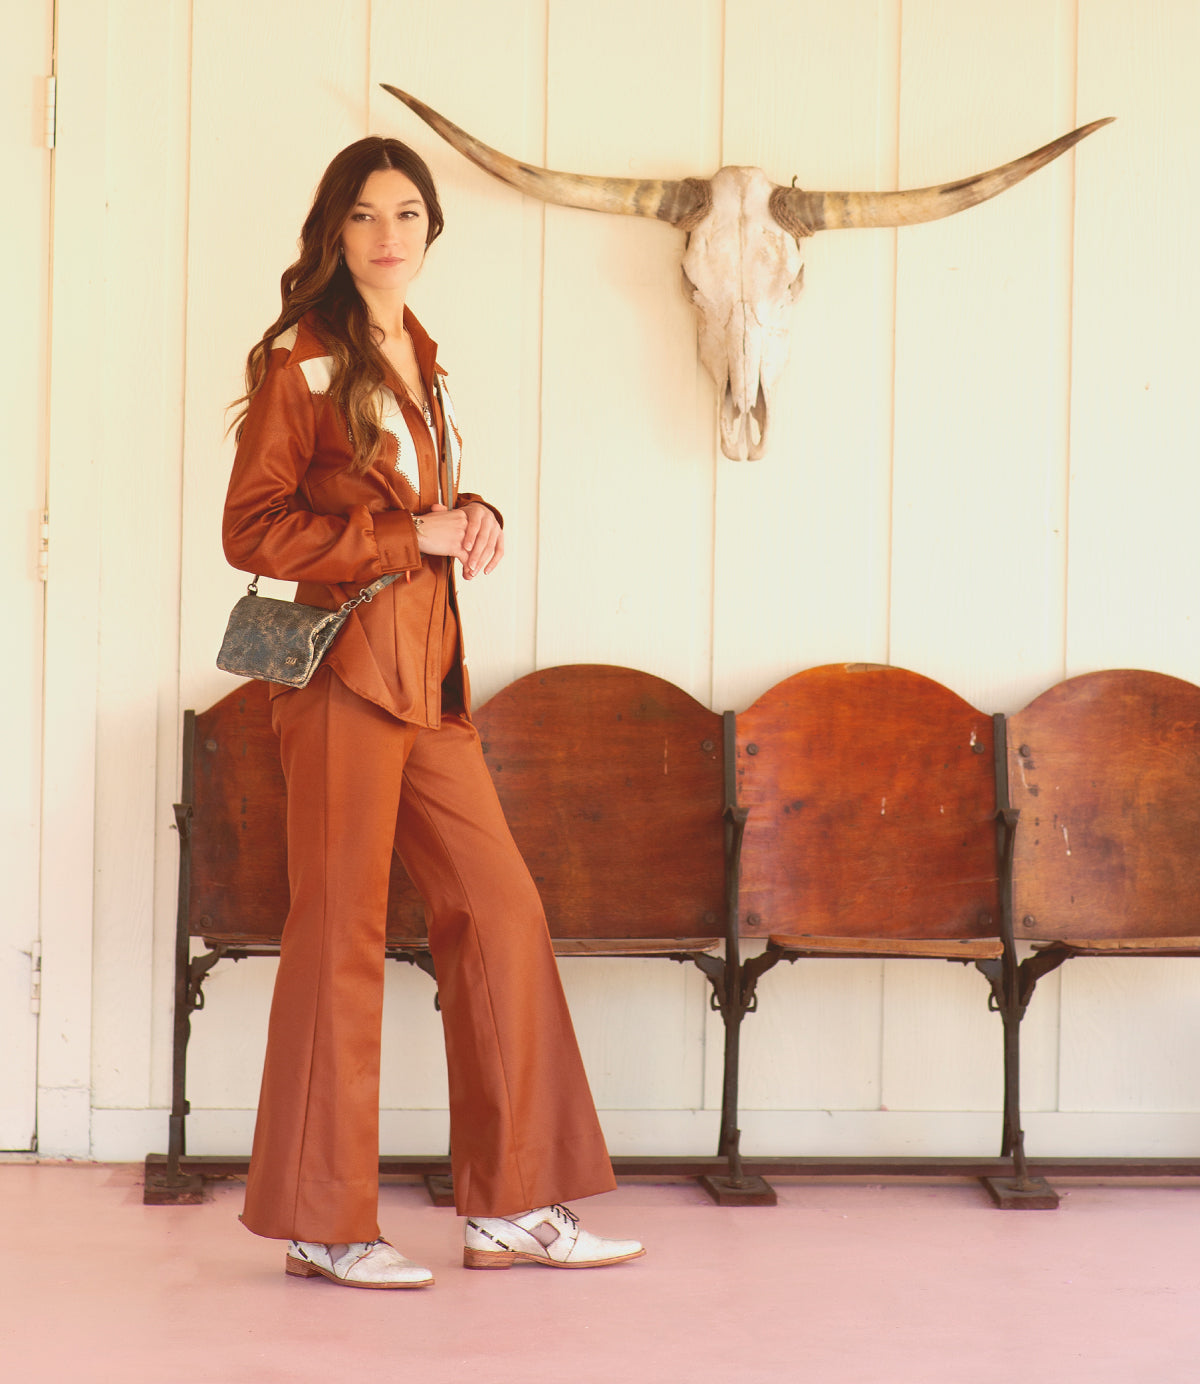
285, 1256, 434, 1289
462, 1246, 645, 1270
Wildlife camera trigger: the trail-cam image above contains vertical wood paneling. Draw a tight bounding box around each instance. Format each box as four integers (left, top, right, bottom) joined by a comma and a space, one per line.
883, 2, 1081, 1129
186, 962, 272, 1110
91, 0, 190, 1115
715, 2, 906, 1129
1059, 960, 1200, 1112
533, 0, 723, 1110
38, 0, 110, 1154
1069, 0, 1200, 682
1060, 0, 1200, 1114
881, 963, 1003, 1114
734, 959, 883, 1114
1012, 952, 1061, 1115
714, 0, 900, 713
370, 0, 547, 703
41, 1, 1200, 1160
559, 960, 708, 1112
175, 0, 373, 1128
0, 0, 53, 1150
891, 0, 1079, 716
536, 0, 722, 702
187, 961, 453, 1113
181, 0, 371, 718
379, 967, 450, 1109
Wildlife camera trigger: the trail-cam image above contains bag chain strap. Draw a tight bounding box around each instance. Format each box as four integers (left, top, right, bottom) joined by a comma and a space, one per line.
243, 571, 400, 614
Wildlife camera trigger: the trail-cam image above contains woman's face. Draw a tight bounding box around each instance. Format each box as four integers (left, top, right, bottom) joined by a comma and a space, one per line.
340, 168, 430, 297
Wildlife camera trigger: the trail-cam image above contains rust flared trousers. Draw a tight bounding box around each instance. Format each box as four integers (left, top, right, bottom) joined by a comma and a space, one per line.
240, 667, 616, 1243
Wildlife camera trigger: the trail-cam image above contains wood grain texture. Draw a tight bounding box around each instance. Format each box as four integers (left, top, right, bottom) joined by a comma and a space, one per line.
187, 683, 425, 947
187, 666, 725, 946
474, 664, 726, 938
1009, 669, 1200, 940
737, 664, 1000, 938
769, 937, 1001, 959
183, 664, 722, 1116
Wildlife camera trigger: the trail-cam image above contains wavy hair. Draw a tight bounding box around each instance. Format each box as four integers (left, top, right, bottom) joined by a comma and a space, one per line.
231, 136, 444, 473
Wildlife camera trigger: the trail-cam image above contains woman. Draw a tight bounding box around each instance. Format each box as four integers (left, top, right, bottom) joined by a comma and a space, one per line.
223, 136, 643, 1289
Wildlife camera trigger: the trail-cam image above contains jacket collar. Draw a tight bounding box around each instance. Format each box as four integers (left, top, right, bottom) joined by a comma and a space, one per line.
283, 313, 329, 367
285, 308, 447, 378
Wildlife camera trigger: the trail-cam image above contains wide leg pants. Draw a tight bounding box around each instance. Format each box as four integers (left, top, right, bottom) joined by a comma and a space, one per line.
240, 667, 616, 1243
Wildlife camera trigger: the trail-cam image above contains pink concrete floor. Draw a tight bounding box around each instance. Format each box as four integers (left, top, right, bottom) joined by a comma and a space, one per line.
3, 1163, 1199, 1383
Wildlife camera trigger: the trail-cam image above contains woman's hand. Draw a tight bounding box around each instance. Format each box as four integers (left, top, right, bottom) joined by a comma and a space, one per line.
414, 502, 504, 579
458, 501, 505, 579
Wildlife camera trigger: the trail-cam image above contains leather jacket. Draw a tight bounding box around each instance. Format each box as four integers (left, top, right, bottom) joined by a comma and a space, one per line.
222, 309, 497, 726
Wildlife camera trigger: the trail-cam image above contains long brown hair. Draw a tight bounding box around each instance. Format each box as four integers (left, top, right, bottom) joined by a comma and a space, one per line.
231, 136, 444, 473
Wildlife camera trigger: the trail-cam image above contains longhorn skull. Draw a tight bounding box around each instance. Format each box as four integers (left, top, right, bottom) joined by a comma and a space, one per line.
383, 85, 1112, 460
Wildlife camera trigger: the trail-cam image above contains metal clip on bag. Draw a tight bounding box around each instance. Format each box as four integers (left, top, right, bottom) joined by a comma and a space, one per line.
216, 573, 399, 688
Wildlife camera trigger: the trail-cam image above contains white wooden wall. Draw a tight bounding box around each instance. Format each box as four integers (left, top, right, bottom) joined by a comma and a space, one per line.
12, 0, 1200, 1161
0, 0, 53, 1151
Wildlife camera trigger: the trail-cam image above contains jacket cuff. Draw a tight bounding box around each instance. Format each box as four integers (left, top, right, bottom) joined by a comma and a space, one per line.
371, 509, 423, 573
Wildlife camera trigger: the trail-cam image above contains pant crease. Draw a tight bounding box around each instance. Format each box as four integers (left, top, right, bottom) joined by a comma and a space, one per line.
289, 685, 338, 1236
402, 775, 532, 1214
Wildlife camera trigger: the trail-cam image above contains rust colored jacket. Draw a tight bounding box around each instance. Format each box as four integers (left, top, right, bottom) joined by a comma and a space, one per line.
222, 310, 496, 727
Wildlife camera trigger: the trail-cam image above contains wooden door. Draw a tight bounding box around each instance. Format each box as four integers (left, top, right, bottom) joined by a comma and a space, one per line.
0, 0, 53, 1149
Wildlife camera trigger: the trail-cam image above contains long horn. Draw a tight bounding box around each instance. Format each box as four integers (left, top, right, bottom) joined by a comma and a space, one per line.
381, 84, 712, 229
770, 118, 1115, 237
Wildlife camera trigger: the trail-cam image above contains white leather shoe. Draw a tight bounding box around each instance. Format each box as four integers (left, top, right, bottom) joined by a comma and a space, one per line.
463, 1204, 645, 1269
285, 1238, 434, 1289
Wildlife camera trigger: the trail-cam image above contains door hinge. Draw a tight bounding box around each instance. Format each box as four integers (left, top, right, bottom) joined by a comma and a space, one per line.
38, 510, 49, 582
29, 941, 42, 1014
44, 76, 57, 150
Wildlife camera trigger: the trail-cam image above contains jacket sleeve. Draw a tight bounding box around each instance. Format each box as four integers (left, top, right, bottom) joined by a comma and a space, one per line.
222, 350, 423, 584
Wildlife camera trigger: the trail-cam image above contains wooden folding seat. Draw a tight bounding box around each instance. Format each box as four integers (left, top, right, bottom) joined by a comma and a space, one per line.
468, 664, 726, 960
172, 678, 427, 964
159, 679, 432, 1198
734, 664, 1042, 1203
157, 666, 754, 1200
439, 663, 764, 1201
1005, 669, 1200, 1155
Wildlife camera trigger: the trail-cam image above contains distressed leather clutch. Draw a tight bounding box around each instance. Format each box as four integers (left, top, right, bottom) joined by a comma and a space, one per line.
217, 575, 398, 688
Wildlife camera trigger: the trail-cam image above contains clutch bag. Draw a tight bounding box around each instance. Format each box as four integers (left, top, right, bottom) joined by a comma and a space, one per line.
217, 574, 398, 688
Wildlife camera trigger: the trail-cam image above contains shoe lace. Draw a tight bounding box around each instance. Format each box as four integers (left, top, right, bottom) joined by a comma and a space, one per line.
341, 1239, 388, 1272
550, 1204, 579, 1229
